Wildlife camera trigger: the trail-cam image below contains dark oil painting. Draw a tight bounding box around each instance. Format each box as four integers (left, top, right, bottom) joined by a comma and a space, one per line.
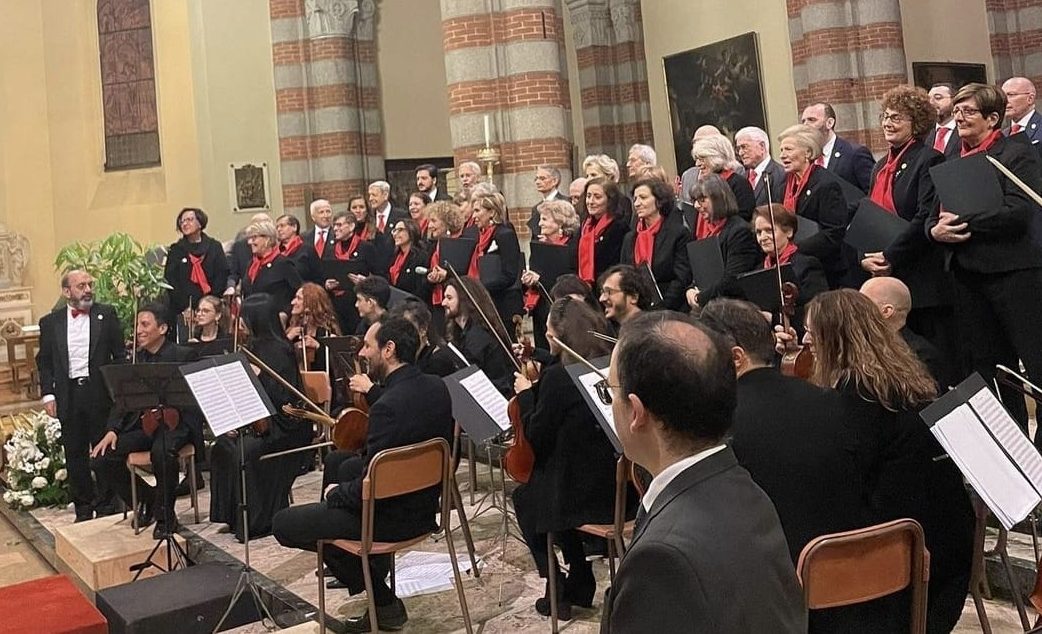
911, 62, 988, 93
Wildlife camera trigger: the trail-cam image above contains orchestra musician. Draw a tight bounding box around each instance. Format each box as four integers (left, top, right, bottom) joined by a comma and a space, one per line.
285, 283, 342, 373
90, 304, 201, 538
386, 218, 429, 298
520, 199, 580, 349
751, 204, 828, 332
511, 298, 619, 621
240, 220, 302, 313
186, 295, 227, 343
324, 211, 379, 335
354, 276, 390, 336
442, 275, 514, 394
468, 191, 524, 328
209, 293, 312, 542
273, 316, 454, 632
577, 178, 628, 286
621, 178, 692, 310
164, 207, 230, 328
597, 264, 653, 334
684, 174, 760, 309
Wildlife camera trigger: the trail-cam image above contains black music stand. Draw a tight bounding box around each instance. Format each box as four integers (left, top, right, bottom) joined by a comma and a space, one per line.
318, 335, 364, 407
101, 363, 196, 579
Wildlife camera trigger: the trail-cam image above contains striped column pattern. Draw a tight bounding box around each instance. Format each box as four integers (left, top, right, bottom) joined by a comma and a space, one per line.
268, 0, 385, 218
441, 0, 573, 238
566, 0, 653, 162
787, 0, 907, 154
988, 0, 1042, 87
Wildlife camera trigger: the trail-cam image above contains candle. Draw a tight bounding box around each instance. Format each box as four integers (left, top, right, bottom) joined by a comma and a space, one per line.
483, 114, 490, 148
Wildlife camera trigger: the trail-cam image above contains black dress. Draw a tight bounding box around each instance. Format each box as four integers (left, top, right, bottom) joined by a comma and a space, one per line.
476, 223, 524, 328
209, 338, 312, 542
164, 234, 230, 313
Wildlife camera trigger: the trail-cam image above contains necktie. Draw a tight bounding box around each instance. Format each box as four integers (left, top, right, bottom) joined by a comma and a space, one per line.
747, 169, 758, 188
315, 229, 326, 257
1012, 123, 1023, 135
378, 214, 386, 233
634, 505, 648, 533
934, 127, 950, 152
814, 155, 825, 167
71, 308, 88, 318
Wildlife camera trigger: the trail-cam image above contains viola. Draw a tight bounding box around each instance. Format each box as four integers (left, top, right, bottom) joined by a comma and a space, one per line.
505, 316, 538, 484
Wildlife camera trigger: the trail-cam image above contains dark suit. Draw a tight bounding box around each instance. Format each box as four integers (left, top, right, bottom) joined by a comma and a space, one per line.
240, 255, 303, 312
794, 166, 849, 287
36, 303, 126, 516
1006, 110, 1042, 145
925, 125, 960, 159
526, 191, 569, 239
374, 205, 408, 238
429, 186, 451, 202
227, 237, 252, 290
601, 447, 807, 633
164, 235, 230, 314
725, 170, 757, 221
302, 227, 337, 259
690, 215, 760, 306
751, 159, 787, 206
827, 135, 875, 193
620, 216, 692, 310
273, 364, 453, 600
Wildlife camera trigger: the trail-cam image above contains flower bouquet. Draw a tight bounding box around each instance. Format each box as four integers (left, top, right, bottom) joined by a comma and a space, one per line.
2, 411, 68, 510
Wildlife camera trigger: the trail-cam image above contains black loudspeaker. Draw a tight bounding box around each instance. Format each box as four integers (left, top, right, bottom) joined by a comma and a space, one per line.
95, 563, 260, 634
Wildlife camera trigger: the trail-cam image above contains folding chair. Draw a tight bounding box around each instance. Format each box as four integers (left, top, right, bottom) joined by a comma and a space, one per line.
127, 444, 199, 534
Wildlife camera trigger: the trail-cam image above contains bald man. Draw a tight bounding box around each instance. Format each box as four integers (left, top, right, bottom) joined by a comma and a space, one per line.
1002, 77, 1042, 145
679, 125, 731, 205
860, 277, 953, 389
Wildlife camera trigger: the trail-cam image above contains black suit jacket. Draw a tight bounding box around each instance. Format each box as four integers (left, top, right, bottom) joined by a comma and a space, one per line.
827, 135, 875, 193
692, 215, 761, 305
227, 237, 252, 289
164, 235, 230, 314
794, 166, 849, 286
621, 216, 692, 310
925, 125, 960, 159
240, 255, 303, 311
388, 245, 430, 298
752, 159, 787, 206
325, 365, 453, 537
373, 206, 408, 239
601, 447, 807, 633
1006, 110, 1042, 145
37, 303, 126, 421
478, 223, 524, 323
526, 191, 569, 239
453, 319, 513, 395
925, 134, 1042, 274
302, 227, 337, 260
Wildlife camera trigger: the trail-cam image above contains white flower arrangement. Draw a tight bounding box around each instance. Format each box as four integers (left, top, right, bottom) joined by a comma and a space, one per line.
2, 411, 68, 511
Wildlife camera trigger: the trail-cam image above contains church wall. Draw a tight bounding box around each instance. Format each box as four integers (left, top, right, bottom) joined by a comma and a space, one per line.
562, 4, 586, 164
898, 0, 994, 83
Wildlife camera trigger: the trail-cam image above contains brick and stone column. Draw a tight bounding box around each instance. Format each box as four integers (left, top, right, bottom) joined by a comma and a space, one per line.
988, 0, 1042, 88
268, 0, 384, 217
441, 0, 573, 238
787, 0, 907, 154
566, 0, 653, 162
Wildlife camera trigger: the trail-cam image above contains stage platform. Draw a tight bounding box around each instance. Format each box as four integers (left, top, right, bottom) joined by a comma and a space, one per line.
0, 458, 1033, 633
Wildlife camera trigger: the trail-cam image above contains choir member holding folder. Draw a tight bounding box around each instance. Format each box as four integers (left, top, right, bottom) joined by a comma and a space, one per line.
521, 200, 579, 349
386, 218, 429, 299
621, 178, 691, 310
576, 178, 627, 286
749, 204, 827, 332
468, 192, 523, 328
323, 212, 379, 335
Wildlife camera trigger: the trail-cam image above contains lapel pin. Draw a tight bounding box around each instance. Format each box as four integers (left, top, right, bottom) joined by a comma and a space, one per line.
806, 190, 812, 196
834, 151, 841, 158
181, 258, 187, 263
266, 262, 272, 268
97, 314, 103, 320
900, 163, 907, 170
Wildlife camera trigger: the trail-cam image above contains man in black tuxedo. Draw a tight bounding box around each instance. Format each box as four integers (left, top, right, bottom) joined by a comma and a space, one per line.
526, 165, 569, 239
416, 163, 450, 202
600, 311, 806, 633
273, 316, 453, 632
801, 102, 875, 192
735, 126, 786, 205
926, 83, 960, 158
302, 199, 336, 260
91, 305, 200, 538
36, 270, 126, 521
367, 180, 407, 237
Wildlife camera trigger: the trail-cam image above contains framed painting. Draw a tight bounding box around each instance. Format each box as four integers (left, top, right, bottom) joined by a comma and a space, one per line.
911, 62, 988, 92
663, 32, 768, 175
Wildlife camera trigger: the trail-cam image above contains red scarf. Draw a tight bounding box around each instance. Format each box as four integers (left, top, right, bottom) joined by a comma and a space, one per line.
695, 215, 726, 240
280, 234, 303, 257
430, 247, 443, 305
764, 241, 798, 269
467, 225, 496, 277
783, 163, 817, 213
187, 253, 211, 294
247, 249, 279, 283
389, 247, 409, 285
420, 218, 429, 236
578, 214, 614, 283
334, 234, 363, 260
868, 140, 914, 214
720, 168, 735, 182
633, 216, 663, 265
961, 129, 1003, 157
523, 235, 570, 311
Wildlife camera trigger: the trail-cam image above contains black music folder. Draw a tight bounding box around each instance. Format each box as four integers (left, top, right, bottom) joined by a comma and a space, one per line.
734, 265, 796, 312
920, 372, 1042, 529
687, 237, 725, 290
837, 176, 866, 208
388, 286, 419, 308
436, 237, 477, 273
101, 363, 197, 416
477, 255, 503, 288
844, 199, 910, 253
793, 216, 820, 244
565, 357, 621, 454
320, 259, 369, 287
443, 366, 511, 444
185, 337, 234, 358
528, 242, 574, 288
930, 153, 1004, 217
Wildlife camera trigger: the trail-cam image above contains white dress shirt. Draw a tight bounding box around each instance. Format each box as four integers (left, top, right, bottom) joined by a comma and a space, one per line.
820, 133, 837, 167
1014, 110, 1037, 132
749, 156, 772, 187
543, 189, 560, 202
428, 187, 439, 201
314, 227, 328, 246
67, 305, 90, 379
641, 444, 727, 511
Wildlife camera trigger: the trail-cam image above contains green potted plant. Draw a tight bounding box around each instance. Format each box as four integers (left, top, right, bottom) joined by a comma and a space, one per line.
53, 233, 170, 338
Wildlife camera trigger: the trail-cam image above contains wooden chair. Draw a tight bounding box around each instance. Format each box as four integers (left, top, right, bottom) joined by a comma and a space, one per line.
127, 444, 200, 535
797, 518, 930, 634
316, 438, 473, 633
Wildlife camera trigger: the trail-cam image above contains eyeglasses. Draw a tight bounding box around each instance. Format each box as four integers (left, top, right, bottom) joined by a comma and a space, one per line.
952, 106, 982, 118
391, 226, 405, 233
878, 113, 908, 124
594, 379, 620, 406
1005, 92, 1034, 98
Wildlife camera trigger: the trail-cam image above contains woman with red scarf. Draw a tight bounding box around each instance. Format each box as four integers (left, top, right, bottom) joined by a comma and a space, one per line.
387, 218, 429, 298
323, 211, 379, 335
423, 201, 467, 339
520, 199, 579, 348
690, 135, 756, 228
620, 178, 691, 310
576, 177, 628, 286
751, 204, 827, 333
239, 220, 302, 313
683, 175, 759, 308
164, 207, 230, 337
349, 195, 393, 274
469, 191, 523, 328
777, 124, 849, 288
275, 213, 321, 284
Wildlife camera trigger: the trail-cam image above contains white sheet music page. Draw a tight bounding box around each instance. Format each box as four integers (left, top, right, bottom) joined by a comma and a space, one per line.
932, 402, 1040, 529
183, 367, 243, 436
578, 370, 619, 443
458, 369, 511, 431
215, 362, 273, 425
968, 387, 1042, 494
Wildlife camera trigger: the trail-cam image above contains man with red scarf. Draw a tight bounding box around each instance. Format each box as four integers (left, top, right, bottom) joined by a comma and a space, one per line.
926, 82, 1042, 447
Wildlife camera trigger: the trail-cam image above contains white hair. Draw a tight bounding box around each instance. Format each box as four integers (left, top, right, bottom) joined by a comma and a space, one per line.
458, 161, 481, 175
368, 181, 390, 194
309, 199, 331, 214
628, 144, 657, 165
734, 126, 770, 154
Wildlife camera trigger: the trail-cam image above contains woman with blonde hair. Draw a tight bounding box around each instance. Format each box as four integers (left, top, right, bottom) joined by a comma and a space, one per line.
469, 191, 523, 326
240, 220, 302, 311
425, 200, 469, 337
521, 199, 580, 347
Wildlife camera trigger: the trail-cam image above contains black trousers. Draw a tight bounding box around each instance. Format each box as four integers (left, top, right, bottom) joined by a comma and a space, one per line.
952, 266, 1042, 446
92, 424, 192, 526
321, 449, 363, 493
512, 484, 589, 581
60, 381, 115, 513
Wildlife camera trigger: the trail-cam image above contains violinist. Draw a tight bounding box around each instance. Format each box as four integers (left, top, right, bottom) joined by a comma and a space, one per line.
442, 276, 515, 394
164, 207, 230, 327
209, 293, 311, 542
576, 178, 628, 286
240, 220, 302, 313
511, 298, 618, 621
355, 276, 390, 335
187, 295, 227, 343
286, 283, 342, 373
521, 199, 579, 349
324, 211, 379, 335
621, 177, 692, 310
751, 204, 827, 332
597, 265, 653, 334
91, 305, 201, 538
469, 191, 524, 328
387, 219, 429, 298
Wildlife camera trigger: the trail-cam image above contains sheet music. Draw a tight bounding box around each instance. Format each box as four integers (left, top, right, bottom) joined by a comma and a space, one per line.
215, 362, 273, 425
931, 403, 1040, 529
578, 370, 618, 442
183, 361, 270, 436
968, 387, 1042, 493
458, 370, 511, 431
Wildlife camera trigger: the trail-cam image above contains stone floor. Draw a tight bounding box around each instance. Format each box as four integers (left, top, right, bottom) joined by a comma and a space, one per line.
7, 459, 1038, 633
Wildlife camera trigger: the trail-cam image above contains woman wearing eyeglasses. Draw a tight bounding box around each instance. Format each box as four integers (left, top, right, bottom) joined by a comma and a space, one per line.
164, 207, 230, 333
511, 297, 619, 622
386, 218, 428, 298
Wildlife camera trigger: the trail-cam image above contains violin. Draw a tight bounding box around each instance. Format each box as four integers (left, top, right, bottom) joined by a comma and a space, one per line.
331, 336, 370, 452
778, 281, 814, 379
505, 316, 538, 484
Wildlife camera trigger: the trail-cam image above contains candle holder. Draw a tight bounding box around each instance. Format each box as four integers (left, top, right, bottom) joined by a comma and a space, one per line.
476, 146, 501, 182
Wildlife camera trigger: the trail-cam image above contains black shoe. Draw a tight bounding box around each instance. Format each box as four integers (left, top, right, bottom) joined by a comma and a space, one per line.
534, 576, 572, 621
342, 598, 408, 632
93, 497, 125, 518
74, 512, 94, 523
134, 502, 155, 530
564, 562, 596, 608
174, 472, 205, 498
153, 518, 179, 540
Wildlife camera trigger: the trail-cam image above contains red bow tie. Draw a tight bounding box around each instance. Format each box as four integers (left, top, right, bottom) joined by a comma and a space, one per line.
71, 308, 88, 318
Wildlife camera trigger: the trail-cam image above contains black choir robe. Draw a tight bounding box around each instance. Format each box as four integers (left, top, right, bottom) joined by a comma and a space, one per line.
240, 255, 302, 312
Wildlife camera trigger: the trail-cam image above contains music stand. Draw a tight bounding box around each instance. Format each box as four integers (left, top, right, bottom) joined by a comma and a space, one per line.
318, 335, 363, 408
101, 363, 197, 579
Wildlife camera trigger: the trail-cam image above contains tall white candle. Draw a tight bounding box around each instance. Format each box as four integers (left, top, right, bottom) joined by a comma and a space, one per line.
483, 114, 490, 148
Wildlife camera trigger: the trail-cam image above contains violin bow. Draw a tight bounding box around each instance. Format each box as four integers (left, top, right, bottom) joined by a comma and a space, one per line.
644, 262, 664, 302
986, 155, 1042, 207
131, 291, 139, 365
763, 174, 787, 319
445, 262, 523, 374
548, 334, 608, 380
587, 330, 618, 345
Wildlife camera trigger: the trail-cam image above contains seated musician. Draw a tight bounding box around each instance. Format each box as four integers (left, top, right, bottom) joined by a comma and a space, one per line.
91, 304, 201, 539
209, 293, 312, 543
751, 204, 828, 333
286, 282, 342, 373
511, 298, 618, 621
186, 295, 227, 343
273, 316, 454, 632
324, 211, 379, 334
596, 265, 652, 335
354, 275, 390, 336
442, 275, 515, 394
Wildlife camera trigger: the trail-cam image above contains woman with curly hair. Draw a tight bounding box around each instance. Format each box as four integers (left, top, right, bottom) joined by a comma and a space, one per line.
285, 282, 342, 372
858, 84, 955, 377
798, 289, 973, 634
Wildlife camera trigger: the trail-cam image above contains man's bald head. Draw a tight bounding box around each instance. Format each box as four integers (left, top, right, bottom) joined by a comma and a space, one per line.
860, 277, 911, 330
1002, 77, 1037, 120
